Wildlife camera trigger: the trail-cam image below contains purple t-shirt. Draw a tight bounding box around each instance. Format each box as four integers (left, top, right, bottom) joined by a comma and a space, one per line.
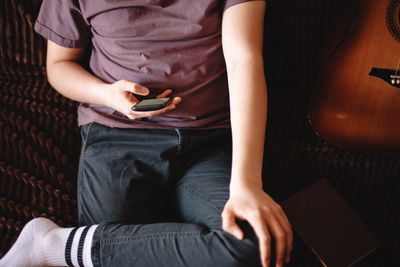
35, 0, 260, 129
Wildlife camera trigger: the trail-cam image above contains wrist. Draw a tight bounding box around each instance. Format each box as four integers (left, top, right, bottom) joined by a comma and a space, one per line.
229, 172, 263, 193
230, 158, 263, 185
97, 83, 113, 108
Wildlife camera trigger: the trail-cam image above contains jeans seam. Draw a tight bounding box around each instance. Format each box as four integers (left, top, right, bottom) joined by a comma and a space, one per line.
99, 231, 203, 246
81, 122, 98, 160
92, 222, 107, 267
77, 122, 97, 224
176, 184, 224, 213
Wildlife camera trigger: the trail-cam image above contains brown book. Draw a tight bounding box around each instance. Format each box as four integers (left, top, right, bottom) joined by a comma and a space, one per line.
281, 178, 380, 267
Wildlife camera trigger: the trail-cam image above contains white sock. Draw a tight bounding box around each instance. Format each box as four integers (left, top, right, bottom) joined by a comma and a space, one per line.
0, 217, 98, 267
0, 217, 69, 267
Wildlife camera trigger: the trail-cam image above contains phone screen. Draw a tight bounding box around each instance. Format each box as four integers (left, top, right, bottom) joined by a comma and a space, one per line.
131, 97, 171, 111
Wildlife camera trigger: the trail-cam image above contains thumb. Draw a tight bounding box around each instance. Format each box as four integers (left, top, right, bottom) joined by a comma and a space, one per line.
222, 209, 244, 240
118, 80, 149, 96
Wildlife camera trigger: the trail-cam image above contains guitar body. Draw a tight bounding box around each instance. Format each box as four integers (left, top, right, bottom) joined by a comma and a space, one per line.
308, 0, 400, 157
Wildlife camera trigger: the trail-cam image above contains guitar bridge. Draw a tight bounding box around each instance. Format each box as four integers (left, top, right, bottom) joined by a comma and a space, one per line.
369, 67, 400, 88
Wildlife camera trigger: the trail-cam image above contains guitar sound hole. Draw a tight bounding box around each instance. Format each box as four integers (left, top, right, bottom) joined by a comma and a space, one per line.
398, 3, 400, 27
398, 6, 400, 25
387, 0, 400, 42
397, 8, 400, 26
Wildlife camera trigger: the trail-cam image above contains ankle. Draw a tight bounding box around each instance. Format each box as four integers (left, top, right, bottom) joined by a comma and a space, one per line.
40, 227, 63, 265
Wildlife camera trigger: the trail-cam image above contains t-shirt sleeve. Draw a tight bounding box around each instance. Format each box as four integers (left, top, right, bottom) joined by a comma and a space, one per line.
223, 0, 267, 13
34, 0, 90, 48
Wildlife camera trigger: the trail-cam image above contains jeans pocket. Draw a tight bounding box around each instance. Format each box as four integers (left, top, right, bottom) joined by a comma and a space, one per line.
80, 122, 99, 153
77, 122, 99, 224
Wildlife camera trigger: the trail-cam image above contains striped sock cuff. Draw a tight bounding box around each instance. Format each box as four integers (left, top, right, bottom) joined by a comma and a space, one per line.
83, 226, 97, 267
65, 225, 98, 267
78, 226, 90, 267
65, 227, 79, 266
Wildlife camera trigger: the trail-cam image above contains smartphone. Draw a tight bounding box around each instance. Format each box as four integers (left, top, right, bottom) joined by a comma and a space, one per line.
131, 97, 172, 111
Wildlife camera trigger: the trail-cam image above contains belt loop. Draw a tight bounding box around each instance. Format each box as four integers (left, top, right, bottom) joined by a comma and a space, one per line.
174, 129, 183, 154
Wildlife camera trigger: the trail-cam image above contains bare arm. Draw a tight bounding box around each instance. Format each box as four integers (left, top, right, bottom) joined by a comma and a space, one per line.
222, 1, 267, 190
46, 40, 180, 119
221, 2, 293, 267
46, 41, 116, 105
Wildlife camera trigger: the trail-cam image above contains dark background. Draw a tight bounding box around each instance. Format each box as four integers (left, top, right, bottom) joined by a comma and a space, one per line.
0, 0, 399, 266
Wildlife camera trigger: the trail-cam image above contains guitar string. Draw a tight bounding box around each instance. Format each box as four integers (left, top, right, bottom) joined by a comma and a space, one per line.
394, 57, 400, 84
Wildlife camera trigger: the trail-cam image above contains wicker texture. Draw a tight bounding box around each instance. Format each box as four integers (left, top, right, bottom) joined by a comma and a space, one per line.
0, 0, 80, 257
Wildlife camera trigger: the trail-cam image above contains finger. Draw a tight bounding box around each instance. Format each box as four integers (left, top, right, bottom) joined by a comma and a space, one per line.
275, 207, 293, 263
156, 89, 172, 98
247, 213, 271, 267
221, 209, 244, 240
127, 92, 140, 105
168, 96, 182, 107
119, 79, 149, 96
124, 94, 140, 118
262, 211, 286, 267
272, 204, 293, 264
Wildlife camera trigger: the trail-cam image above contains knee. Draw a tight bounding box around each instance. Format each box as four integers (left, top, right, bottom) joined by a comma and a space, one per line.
230, 240, 261, 267
217, 232, 261, 267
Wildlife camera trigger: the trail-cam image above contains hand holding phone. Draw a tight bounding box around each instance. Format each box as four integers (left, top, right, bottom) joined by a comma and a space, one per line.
105, 80, 180, 119
131, 97, 172, 111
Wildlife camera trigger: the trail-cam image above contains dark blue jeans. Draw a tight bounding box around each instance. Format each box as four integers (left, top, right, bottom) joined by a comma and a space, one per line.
77, 122, 261, 267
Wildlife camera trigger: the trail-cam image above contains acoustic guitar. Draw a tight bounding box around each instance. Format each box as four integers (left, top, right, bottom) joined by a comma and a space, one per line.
308, 0, 400, 158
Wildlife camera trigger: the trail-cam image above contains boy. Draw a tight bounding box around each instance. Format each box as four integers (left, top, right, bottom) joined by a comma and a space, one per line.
0, 1, 292, 266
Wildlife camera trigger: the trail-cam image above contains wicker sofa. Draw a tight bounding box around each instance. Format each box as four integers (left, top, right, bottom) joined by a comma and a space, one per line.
0, 0, 81, 254
0, 0, 399, 266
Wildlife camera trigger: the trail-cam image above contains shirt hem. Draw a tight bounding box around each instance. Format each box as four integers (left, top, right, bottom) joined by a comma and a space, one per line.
34, 20, 89, 48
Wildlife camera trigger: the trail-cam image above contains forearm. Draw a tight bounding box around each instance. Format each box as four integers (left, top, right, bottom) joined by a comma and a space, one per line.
222, 1, 267, 190
227, 54, 267, 189
46, 60, 109, 106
